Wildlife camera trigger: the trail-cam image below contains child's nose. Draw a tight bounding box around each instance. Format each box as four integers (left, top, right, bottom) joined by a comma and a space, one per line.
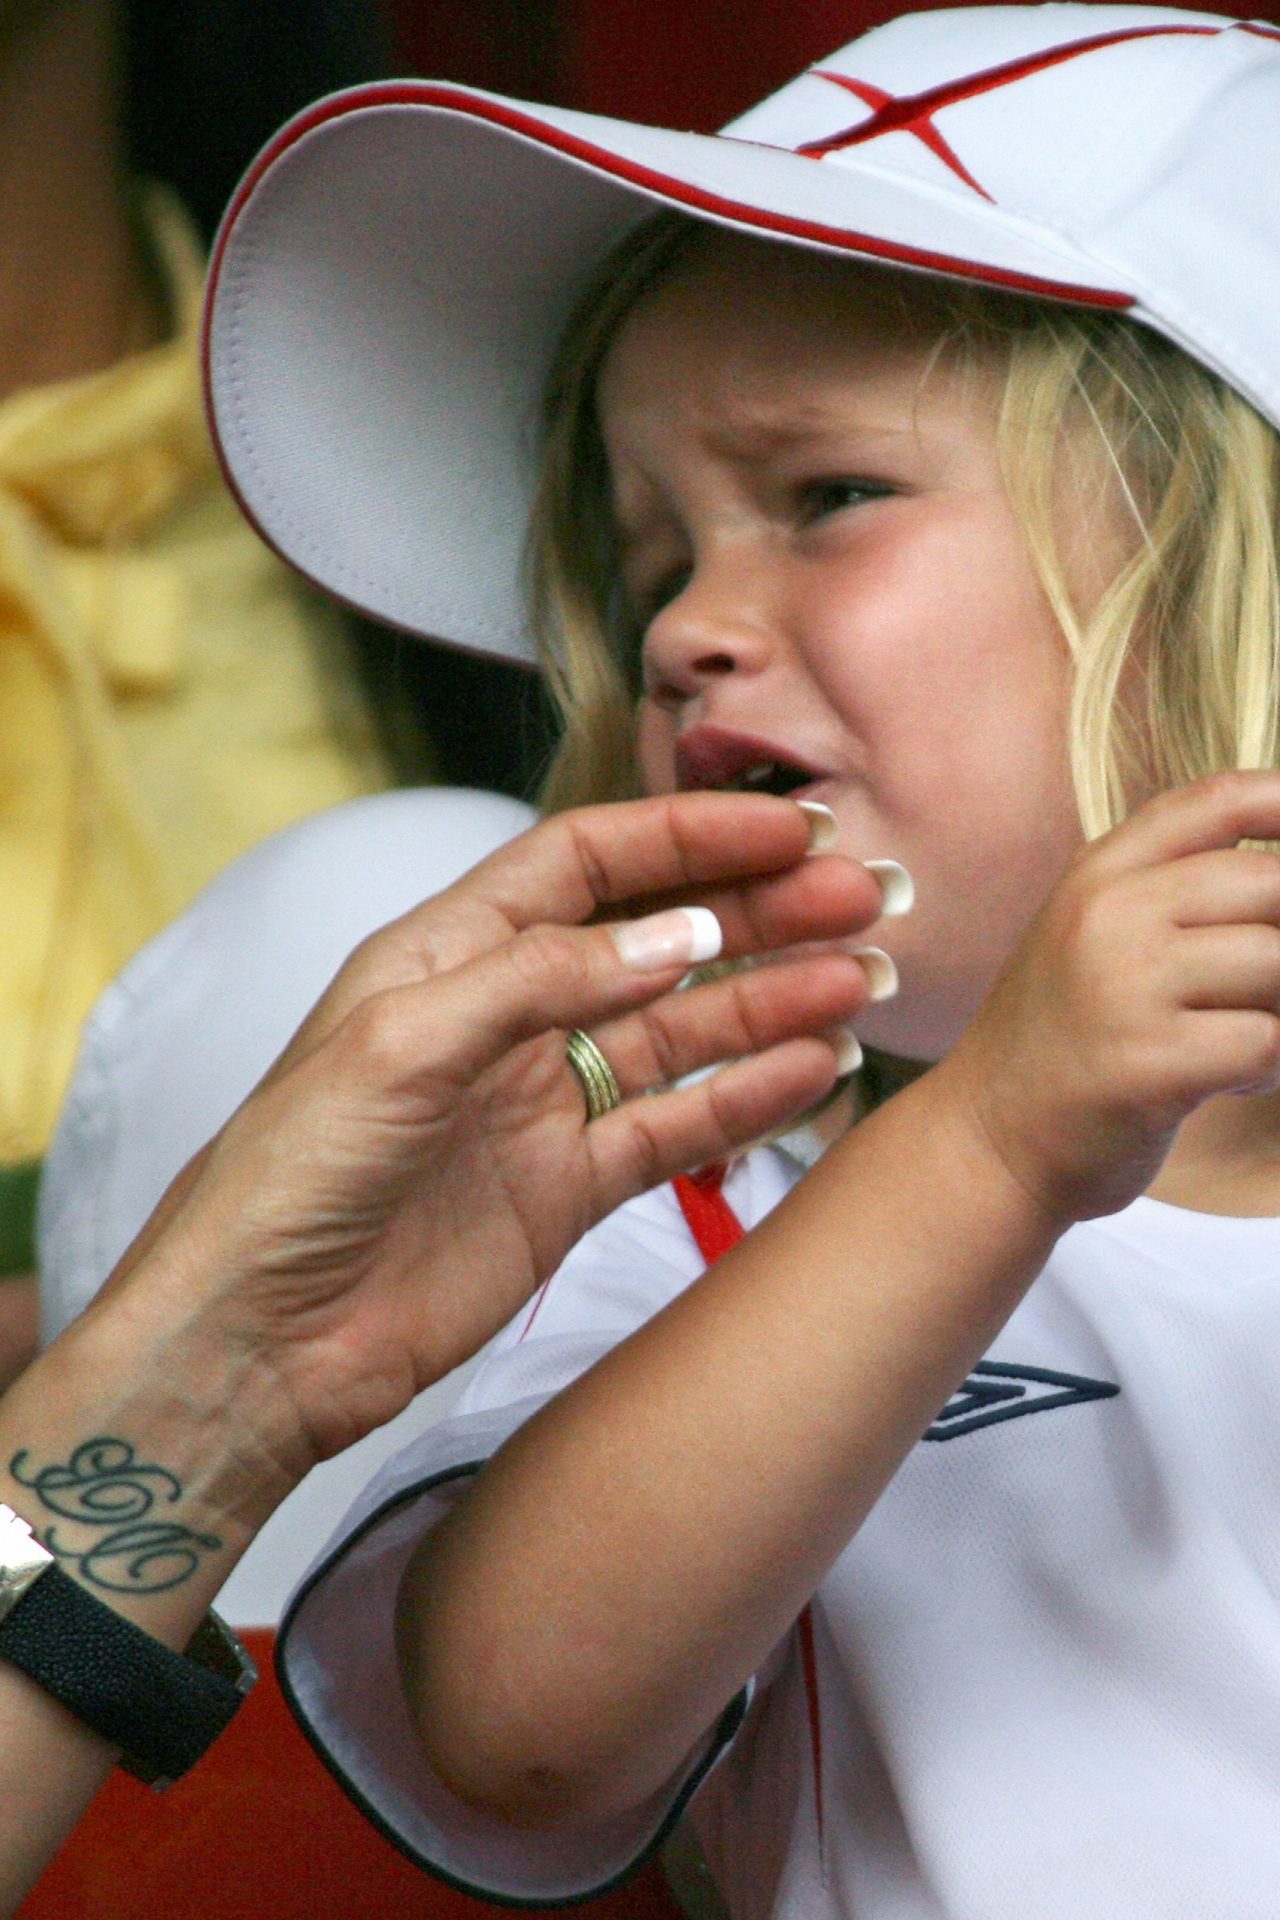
642, 561, 777, 702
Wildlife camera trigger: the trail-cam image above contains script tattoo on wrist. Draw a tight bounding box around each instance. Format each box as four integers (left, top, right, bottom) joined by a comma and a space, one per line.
9, 1437, 222, 1594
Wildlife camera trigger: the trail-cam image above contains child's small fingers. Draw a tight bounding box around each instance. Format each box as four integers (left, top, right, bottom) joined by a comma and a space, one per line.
1175, 922, 1280, 1010
586, 1040, 846, 1211
1093, 770, 1280, 876
1171, 1007, 1280, 1098
1153, 845, 1280, 930
588, 952, 870, 1097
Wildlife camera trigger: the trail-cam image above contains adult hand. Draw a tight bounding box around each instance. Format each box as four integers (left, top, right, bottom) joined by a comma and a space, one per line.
108, 791, 881, 1483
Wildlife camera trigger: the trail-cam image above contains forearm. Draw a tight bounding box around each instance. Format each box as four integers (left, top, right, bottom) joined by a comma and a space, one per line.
399, 1064, 1069, 1827
0, 1284, 301, 1914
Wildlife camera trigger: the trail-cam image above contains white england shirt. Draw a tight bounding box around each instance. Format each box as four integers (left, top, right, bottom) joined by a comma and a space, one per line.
279, 1147, 1280, 1917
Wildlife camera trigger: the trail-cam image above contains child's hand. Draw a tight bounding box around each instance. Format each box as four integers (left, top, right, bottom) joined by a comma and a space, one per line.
943, 770, 1280, 1223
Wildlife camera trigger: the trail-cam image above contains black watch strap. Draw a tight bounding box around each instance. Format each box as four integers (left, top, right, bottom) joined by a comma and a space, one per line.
0, 1504, 255, 1787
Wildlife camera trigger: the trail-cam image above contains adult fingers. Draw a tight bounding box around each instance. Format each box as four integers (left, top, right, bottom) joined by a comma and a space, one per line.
321, 895, 861, 1111
584, 1039, 848, 1217
382, 791, 900, 978
272, 793, 831, 1068
611, 854, 886, 966
448, 791, 829, 932
283, 825, 876, 1075
587, 952, 870, 1099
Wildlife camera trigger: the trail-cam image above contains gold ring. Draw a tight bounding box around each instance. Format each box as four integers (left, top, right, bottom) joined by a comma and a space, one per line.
565, 1030, 622, 1121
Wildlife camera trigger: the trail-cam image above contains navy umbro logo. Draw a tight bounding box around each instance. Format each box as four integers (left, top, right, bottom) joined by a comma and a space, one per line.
924, 1361, 1119, 1442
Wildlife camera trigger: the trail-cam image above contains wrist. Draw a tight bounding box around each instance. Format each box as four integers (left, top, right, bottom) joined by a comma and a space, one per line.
0, 1499, 257, 1790
0, 1305, 271, 1788
922, 1047, 1094, 1235
850, 1059, 1075, 1298
0, 1302, 304, 1644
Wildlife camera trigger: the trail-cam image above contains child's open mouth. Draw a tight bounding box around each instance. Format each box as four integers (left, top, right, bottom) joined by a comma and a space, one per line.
721, 760, 815, 798
676, 727, 825, 799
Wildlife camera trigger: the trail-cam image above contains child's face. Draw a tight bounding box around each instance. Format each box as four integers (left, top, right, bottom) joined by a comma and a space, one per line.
597, 234, 1121, 1061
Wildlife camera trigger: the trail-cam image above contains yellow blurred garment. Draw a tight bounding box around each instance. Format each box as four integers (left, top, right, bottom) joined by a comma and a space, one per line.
0, 187, 393, 1226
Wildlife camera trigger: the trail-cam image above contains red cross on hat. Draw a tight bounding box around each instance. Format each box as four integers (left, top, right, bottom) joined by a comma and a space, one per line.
797, 19, 1280, 200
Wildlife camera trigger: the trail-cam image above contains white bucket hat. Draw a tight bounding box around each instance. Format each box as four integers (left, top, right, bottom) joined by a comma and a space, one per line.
203, 2, 1280, 666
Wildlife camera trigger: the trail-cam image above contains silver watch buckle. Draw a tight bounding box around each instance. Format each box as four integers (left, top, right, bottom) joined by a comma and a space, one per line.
0, 1502, 55, 1625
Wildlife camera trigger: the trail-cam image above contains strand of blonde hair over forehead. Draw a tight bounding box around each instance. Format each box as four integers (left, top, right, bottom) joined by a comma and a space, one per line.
528, 214, 1280, 855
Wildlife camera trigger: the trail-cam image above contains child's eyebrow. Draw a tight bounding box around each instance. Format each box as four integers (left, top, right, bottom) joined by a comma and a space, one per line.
699, 407, 921, 460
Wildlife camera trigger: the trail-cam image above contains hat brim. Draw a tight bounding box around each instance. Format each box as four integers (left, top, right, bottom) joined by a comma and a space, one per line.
203, 81, 1136, 666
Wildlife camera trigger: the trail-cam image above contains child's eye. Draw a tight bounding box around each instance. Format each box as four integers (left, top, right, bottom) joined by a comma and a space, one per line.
798, 477, 892, 522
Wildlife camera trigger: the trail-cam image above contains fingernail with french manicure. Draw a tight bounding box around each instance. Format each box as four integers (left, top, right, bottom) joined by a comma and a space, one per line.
865, 859, 914, 917
611, 906, 723, 973
831, 1028, 864, 1075
797, 800, 838, 852
852, 947, 898, 1001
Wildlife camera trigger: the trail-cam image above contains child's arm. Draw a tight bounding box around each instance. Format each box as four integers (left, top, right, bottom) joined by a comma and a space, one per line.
399, 1063, 1061, 1829
398, 770, 1280, 1831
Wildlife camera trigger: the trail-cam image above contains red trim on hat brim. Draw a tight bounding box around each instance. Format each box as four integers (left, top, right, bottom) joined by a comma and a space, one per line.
203, 76, 1135, 387
207, 80, 1137, 307
201, 80, 1135, 634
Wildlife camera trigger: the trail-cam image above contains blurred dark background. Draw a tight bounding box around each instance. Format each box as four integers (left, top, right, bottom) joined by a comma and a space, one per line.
390, 0, 1280, 125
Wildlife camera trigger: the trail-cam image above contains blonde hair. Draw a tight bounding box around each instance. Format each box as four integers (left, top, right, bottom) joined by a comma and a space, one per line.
526, 213, 1280, 847
995, 308, 1280, 845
